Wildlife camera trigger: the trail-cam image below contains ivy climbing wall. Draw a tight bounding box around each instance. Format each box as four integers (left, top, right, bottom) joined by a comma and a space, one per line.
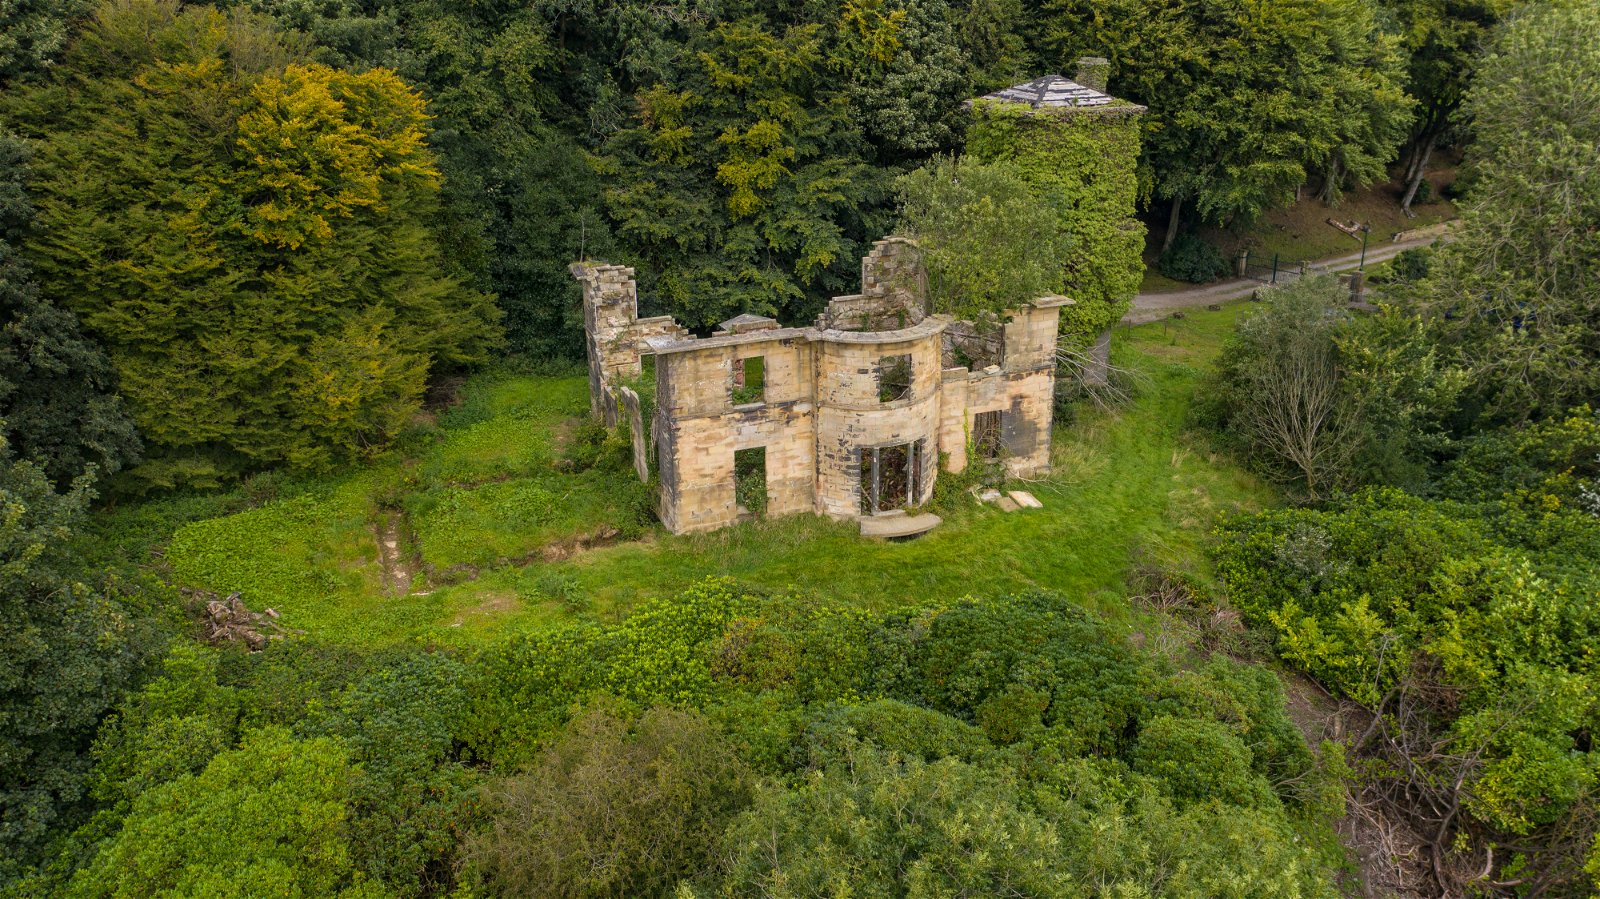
965, 100, 1145, 344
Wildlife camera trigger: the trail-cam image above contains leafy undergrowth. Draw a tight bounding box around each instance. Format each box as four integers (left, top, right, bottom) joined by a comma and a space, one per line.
120, 304, 1272, 646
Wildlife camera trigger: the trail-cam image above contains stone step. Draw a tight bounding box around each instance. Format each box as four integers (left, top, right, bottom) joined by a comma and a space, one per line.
860, 511, 942, 539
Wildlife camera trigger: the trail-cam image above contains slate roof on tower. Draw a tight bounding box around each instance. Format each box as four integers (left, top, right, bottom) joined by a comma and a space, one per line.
970, 74, 1134, 110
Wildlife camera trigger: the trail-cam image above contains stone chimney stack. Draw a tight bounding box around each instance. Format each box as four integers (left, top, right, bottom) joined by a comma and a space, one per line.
1075, 56, 1110, 93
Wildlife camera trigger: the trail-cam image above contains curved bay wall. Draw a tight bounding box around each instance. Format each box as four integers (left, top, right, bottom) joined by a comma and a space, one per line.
812, 321, 945, 519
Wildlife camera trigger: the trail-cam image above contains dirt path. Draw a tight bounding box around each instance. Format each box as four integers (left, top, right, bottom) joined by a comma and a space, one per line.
374, 510, 418, 597
1123, 234, 1446, 324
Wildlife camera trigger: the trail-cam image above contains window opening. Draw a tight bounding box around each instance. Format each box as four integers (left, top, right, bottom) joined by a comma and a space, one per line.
734, 447, 767, 517
877, 354, 912, 403
731, 355, 765, 405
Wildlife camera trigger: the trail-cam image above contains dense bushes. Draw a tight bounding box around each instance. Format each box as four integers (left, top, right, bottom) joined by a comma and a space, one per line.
1196, 12, 1600, 882
1212, 480, 1600, 889
1157, 233, 1229, 283
466, 706, 753, 898
38, 641, 478, 898
67, 728, 369, 898
40, 579, 1347, 896
457, 583, 1341, 896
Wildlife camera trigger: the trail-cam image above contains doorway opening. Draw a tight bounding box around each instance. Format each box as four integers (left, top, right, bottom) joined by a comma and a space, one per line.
973, 409, 1003, 460
859, 441, 921, 515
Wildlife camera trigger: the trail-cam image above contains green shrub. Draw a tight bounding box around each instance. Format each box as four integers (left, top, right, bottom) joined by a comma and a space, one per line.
465, 705, 753, 899
1212, 484, 1600, 869
1158, 234, 1230, 283
464, 578, 754, 765
1387, 246, 1433, 283
68, 728, 369, 899
559, 420, 631, 474
308, 653, 479, 894
1131, 715, 1276, 808
893, 591, 1147, 755
704, 744, 1065, 898
88, 645, 241, 808
463, 623, 608, 767
800, 700, 992, 768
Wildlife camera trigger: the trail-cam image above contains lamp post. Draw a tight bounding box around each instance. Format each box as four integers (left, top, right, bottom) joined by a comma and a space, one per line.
1358, 223, 1371, 270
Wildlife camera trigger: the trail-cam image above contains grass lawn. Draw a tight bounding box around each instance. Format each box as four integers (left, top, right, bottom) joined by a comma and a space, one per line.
106, 303, 1272, 647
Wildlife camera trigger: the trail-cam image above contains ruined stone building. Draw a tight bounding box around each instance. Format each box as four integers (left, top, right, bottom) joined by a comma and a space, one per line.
570, 68, 1142, 536
572, 239, 1071, 535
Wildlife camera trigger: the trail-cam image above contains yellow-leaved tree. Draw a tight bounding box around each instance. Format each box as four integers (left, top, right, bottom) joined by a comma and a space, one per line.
8, 0, 501, 489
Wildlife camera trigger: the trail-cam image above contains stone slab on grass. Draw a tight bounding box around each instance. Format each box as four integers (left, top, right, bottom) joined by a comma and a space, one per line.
1009, 490, 1043, 509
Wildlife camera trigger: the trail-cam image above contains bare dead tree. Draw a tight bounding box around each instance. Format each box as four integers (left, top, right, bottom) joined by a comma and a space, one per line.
1337, 652, 1595, 898
1222, 278, 1363, 498
1054, 343, 1150, 411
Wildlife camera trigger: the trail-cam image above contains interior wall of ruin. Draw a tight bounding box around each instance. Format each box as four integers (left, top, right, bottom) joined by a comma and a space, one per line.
938, 302, 1063, 478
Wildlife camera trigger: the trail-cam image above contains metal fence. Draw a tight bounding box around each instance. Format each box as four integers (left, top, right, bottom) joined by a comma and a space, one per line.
1239, 252, 1311, 286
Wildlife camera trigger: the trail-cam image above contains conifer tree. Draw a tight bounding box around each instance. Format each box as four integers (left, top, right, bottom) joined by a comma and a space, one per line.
599, 18, 878, 328
7, 0, 500, 489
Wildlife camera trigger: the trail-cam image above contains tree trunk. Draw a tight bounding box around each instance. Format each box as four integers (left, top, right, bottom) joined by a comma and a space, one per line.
1400, 132, 1438, 217
1319, 157, 1342, 205
1161, 195, 1182, 254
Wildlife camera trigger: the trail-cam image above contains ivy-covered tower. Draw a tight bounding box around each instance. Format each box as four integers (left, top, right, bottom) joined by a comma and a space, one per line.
965, 61, 1145, 370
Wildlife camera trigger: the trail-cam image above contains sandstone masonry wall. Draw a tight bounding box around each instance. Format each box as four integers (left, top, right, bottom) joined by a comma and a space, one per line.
577, 243, 1071, 535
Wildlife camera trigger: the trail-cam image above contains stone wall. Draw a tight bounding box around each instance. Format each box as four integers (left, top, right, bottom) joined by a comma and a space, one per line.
812, 320, 945, 518
576, 243, 1070, 535
938, 298, 1069, 478
617, 386, 649, 482
653, 331, 817, 533
571, 261, 689, 425
818, 238, 928, 332
942, 319, 1004, 369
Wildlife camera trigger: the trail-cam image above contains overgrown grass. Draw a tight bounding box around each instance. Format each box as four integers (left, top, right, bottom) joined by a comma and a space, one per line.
110, 304, 1272, 646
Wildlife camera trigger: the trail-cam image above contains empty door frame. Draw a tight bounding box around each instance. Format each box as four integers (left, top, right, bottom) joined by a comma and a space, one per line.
858, 440, 920, 515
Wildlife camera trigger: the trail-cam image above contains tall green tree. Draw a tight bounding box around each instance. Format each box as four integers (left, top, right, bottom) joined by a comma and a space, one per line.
0, 444, 158, 881
6, 0, 500, 489
1031, 0, 1413, 250
1382, 0, 1518, 213
0, 130, 138, 488
1408, 0, 1600, 422
895, 156, 1068, 320
598, 18, 880, 328
0, 0, 89, 84
830, 0, 975, 164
